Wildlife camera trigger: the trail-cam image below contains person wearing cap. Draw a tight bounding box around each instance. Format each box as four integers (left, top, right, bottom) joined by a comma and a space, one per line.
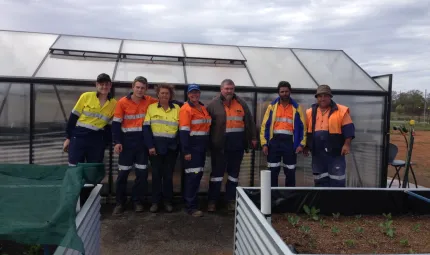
260, 81, 306, 187
111, 76, 158, 215
143, 84, 180, 213
63, 73, 117, 167
179, 84, 212, 217
304, 84, 355, 187
206, 79, 257, 212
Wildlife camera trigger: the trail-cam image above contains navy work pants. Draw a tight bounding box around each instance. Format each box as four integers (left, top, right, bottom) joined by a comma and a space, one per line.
267, 136, 297, 187
149, 149, 178, 204
115, 144, 149, 206
183, 148, 207, 213
208, 149, 244, 202
68, 132, 105, 166
312, 150, 346, 187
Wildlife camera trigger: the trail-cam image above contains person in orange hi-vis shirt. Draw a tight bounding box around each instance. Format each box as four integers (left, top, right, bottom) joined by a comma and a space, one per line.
179, 84, 211, 217
304, 85, 355, 187
111, 76, 157, 215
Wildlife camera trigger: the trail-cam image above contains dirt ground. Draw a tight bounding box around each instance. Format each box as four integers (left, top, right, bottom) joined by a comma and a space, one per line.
100, 200, 234, 255
272, 213, 430, 254
389, 131, 430, 187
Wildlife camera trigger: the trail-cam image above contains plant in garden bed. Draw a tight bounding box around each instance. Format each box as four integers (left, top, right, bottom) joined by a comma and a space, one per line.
303, 205, 320, 221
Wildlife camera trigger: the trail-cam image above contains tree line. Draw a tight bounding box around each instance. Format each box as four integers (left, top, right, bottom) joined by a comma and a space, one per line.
392, 90, 429, 116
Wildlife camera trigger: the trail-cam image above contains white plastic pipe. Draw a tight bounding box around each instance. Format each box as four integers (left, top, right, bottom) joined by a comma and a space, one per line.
261, 170, 271, 224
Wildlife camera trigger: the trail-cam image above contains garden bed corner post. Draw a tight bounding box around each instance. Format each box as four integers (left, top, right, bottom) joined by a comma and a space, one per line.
261, 170, 271, 224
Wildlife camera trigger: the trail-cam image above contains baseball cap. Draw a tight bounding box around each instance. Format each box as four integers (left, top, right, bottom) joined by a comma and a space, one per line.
96, 73, 111, 83
187, 84, 200, 93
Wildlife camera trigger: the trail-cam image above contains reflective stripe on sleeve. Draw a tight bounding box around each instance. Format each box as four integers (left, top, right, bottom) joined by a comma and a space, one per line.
180, 126, 190, 131
82, 111, 111, 122
124, 113, 146, 120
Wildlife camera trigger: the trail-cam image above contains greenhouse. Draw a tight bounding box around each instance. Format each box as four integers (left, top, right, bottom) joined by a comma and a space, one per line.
0, 29, 393, 199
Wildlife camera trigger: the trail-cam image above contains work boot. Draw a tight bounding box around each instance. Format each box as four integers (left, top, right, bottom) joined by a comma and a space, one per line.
150, 203, 159, 213
164, 202, 173, 213
190, 210, 204, 217
227, 200, 236, 211
207, 201, 216, 212
134, 202, 144, 213
112, 204, 124, 215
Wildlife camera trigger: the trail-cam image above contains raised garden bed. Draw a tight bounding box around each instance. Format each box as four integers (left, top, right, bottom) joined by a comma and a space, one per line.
235, 187, 430, 255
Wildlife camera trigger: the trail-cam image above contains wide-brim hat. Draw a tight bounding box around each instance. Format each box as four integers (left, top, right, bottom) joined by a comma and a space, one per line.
315, 84, 333, 98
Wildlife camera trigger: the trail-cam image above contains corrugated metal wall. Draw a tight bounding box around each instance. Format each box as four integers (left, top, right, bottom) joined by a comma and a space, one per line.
234, 188, 293, 255
54, 185, 102, 255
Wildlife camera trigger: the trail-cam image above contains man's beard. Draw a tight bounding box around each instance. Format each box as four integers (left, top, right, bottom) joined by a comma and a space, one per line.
280, 96, 290, 102
224, 94, 233, 100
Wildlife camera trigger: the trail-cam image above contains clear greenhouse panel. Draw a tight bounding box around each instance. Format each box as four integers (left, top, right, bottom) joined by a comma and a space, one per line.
183, 44, 245, 60
121, 40, 184, 57
239, 46, 318, 89
185, 65, 254, 87
114, 60, 185, 84
35, 55, 116, 80
373, 75, 390, 91
0, 31, 58, 77
292, 49, 384, 91
52, 35, 121, 53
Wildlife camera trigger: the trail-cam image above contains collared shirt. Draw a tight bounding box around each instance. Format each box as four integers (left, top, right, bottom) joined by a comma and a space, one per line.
111, 94, 157, 145
71, 91, 117, 131
143, 101, 180, 154
273, 103, 294, 135
179, 100, 212, 154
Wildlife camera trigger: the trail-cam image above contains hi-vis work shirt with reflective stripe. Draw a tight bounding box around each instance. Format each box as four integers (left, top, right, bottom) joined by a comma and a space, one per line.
179, 101, 212, 155
112, 94, 157, 144
224, 99, 245, 133
273, 103, 294, 135
71, 92, 117, 131
143, 102, 180, 154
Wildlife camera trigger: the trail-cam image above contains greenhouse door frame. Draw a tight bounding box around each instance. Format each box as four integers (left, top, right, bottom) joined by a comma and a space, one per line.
0, 76, 391, 194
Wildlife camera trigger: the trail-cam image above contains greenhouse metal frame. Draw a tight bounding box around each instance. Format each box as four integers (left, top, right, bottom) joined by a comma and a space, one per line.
0, 29, 393, 197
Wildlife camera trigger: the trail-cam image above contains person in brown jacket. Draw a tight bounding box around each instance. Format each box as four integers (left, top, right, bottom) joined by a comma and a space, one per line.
206, 79, 257, 212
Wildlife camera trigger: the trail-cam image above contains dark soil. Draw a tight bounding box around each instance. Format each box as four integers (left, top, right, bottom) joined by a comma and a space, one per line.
0, 240, 57, 255
272, 213, 430, 254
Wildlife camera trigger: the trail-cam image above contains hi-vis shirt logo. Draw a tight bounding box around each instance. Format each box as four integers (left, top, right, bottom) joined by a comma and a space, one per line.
236, 109, 243, 113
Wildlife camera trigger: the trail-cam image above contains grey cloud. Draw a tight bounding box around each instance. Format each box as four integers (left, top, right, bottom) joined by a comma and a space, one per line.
0, 0, 428, 92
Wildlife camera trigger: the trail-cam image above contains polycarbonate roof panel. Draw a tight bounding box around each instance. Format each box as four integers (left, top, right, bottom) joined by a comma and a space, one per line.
121, 40, 184, 57
292, 49, 383, 91
186, 65, 253, 86
239, 47, 317, 88
184, 44, 245, 60
373, 75, 389, 91
0, 31, 58, 77
52, 35, 121, 53
35, 55, 116, 80
115, 61, 185, 83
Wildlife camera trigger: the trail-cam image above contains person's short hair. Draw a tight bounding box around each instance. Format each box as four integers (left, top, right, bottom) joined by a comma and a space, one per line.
96, 73, 111, 83
221, 79, 235, 88
133, 76, 148, 87
156, 84, 175, 100
277, 81, 291, 92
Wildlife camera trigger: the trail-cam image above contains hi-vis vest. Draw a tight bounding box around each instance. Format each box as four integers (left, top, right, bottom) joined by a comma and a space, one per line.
72, 92, 117, 131
224, 99, 245, 133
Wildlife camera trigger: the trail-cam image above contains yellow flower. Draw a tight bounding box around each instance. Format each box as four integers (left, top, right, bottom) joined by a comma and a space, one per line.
409, 120, 415, 126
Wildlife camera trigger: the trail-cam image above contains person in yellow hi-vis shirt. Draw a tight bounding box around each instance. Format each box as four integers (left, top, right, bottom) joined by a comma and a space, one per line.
63, 73, 117, 166
143, 84, 180, 213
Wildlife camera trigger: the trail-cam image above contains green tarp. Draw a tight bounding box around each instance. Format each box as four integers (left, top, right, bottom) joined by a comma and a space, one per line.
0, 163, 105, 254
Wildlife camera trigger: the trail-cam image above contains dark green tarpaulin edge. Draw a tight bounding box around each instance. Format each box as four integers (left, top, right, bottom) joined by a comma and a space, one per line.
0, 163, 105, 255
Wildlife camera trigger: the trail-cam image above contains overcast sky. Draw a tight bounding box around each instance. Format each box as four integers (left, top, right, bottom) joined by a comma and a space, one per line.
0, 0, 428, 93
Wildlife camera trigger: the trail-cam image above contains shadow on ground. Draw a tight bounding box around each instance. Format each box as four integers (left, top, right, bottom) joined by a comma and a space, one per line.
100, 199, 235, 255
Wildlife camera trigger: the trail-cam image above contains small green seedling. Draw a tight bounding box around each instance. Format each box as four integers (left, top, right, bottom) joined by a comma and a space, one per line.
303, 205, 320, 221
300, 225, 311, 234
412, 224, 421, 232
287, 215, 300, 227
383, 213, 392, 220
319, 219, 327, 227
368, 239, 378, 247
355, 226, 364, 233
331, 226, 340, 234
344, 239, 355, 247
379, 219, 395, 238
409, 248, 415, 254
355, 214, 362, 219
332, 212, 340, 219
400, 239, 409, 247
